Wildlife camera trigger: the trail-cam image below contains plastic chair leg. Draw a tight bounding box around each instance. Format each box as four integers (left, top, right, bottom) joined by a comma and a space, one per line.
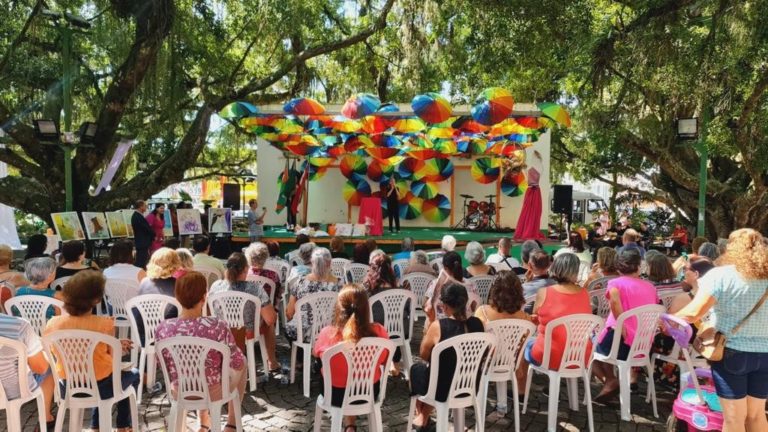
231, 393, 244, 432
98, 401, 114, 432
566, 377, 579, 411
521, 365, 534, 414
453, 407, 465, 432
476, 378, 489, 432
129, 393, 139, 432
618, 363, 632, 421
209, 404, 222, 432
302, 347, 311, 398
53, 404, 66, 432
146, 348, 157, 392
289, 344, 298, 384
583, 372, 595, 432
258, 336, 269, 373
406, 397, 417, 432
435, 404, 449, 432
402, 339, 413, 380
371, 405, 384, 432
496, 380, 508, 411
6, 401, 21, 432
69, 407, 84, 431
330, 410, 343, 432
137, 351, 147, 401
511, 376, 521, 432
547, 374, 561, 432
313, 402, 323, 432
646, 362, 658, 418
247, 339, 257, 392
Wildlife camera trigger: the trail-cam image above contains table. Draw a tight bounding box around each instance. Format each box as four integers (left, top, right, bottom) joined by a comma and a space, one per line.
358, 197, 384, 236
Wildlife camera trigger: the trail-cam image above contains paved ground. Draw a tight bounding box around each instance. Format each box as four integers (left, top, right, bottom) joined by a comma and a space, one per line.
8, 322, 675, 431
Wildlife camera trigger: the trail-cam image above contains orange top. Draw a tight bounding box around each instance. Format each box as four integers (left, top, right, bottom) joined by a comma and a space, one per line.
44, 315, 115, 381
530, 286, 592, 370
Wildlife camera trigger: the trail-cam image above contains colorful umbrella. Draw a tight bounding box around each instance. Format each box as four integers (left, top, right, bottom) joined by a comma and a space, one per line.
365, 147, 401, 161
501, 171, 528, 197
471, 87, 515, 126
269, 118, 304, 134
537, 102, 571, 127
343, 178, 371, 206
452, 116, 490, 133
340, 154, 367, 180
308, 155, 335, 167
515, 116, 545, 130
378, 102, 400, 113
360, 115, 390, 134
341, 93, 381, 119
456, 137, 488, 155
283, 97, 325, 115
398, 192, 423, 220
284, 135, 321, 156
471, 157, 501, 184
406, 148, 443, 161
426, 126, 455, 140
330, 116, 363, 133
433, 139, 458, 156
392, 117, 427, 133
421, 158, 454, 182
397, 158, 426, 180
367, 159, 394, 182
219, 101, 258, 119
411, 180, 439, 199
422, 194, 451, 223
343, 135, 374, 153
411, 92, 452, 124
370, 133, 401, 148
301, 161, 329, 181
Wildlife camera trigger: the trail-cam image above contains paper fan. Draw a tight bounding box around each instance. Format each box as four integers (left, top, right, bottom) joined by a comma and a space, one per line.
421, 159, 454, 182
343, 178, 371, 206
340, 154, 367, 180
471, 157, 501, 184
410, 180, 439, 199
422, 194, 451, 223
398, 192, 423, 220
502, 171, 528, 197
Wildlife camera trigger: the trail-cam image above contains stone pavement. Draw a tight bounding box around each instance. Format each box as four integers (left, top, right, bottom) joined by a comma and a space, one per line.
9, 322, 675, 431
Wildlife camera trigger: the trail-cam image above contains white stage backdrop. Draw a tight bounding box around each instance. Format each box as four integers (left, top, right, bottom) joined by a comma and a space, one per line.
0, 161, 21, 248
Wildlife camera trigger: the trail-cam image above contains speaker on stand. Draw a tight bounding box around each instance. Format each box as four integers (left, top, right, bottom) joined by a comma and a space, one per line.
222, 183, 241, 211
552, 185, 573, 240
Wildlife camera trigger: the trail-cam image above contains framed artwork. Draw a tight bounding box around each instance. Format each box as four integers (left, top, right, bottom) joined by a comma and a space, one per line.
82, 212, 111, 240
163, 212, 174, 237
177, 209, 203, 235
121, 210, 134, 238
208, 208, 232, 233
51, 212, 86, 241
105, 211, 128, 238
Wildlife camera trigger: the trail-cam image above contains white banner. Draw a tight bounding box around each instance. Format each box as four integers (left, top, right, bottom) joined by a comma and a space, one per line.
92, 139, 134, 195
0, 160, 21, 248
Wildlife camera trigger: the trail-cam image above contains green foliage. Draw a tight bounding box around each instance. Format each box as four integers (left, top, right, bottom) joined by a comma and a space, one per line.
14, 209, 46, 244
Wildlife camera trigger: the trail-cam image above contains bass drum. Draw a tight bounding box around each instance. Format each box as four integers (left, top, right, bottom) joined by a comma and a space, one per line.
466, 213, 481, 230
468, 200, 480, 215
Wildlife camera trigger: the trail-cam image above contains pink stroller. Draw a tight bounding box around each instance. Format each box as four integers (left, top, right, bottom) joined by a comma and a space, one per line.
660, 314, 723, 431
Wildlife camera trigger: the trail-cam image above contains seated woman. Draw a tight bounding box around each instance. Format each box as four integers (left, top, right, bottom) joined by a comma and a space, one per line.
424, 252, 476, 327
156, 272, 246, 432
265, 240, 282, 259
592, 249, 659, 402
285, 248, 342, 342
211, 252, 279, 371
525, 253, 592, 370
645, 251, 677, 286
0, 243, 28, 288
174, 248, 195, 277
15, 257, 61, 308
463, 241, 496, 278
138, 247, 181, 297
329, 236, 349, 259
403, 250, 438, 277
55, 240, 99, 280
286, 242, 316, 293
245, 242, 283, 306
583, 247, 618, 289
24, 234, 49, 261
351, 243, 369, 265
554, 231, 593, 267
313, 285, 390, 432
410, 283, 484, 431
474, 271, 531, 394
44, 270, 139, 432
363, 254, 405, 375
102, 240, 146, 285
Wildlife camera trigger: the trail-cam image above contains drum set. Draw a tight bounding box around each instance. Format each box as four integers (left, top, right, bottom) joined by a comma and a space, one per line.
453, 194, 502, 231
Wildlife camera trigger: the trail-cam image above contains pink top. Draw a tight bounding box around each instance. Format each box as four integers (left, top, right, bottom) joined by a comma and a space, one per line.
599, 276, 659, 345
145, 213, 165, 251
527, 167, 540, 187
155, 316, 245, 386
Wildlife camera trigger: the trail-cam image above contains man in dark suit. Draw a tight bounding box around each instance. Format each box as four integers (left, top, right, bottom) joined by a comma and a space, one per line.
131, 200, 154, 268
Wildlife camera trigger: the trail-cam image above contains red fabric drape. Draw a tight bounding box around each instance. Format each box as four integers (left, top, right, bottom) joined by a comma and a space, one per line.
514, 168, 545, 241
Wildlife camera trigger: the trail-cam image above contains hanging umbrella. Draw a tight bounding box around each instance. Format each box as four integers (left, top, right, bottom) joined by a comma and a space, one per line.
370, 133, 401, 148
327, 144, 346, 158
360, 115, 390, 134
342, 93, 381, 119
301, 161, 329, 181
330, 116, 363, 133
420, 158, 454, 182
537, 102, 571, 127
365, 147, 402, 160
308, 155, 335, 167
378, 102, 400, 113
471, 87, 515, 126
283, 97, 325, 115
501, 171, 528, 197
392, 117, 427, 133
284, 135, 321, 156
456, 136, 488, 155
340, 154, 368, 180
343, 135, 374, 153
471, 157, 501, 184
383, 155, 405, 167
488, 118, 529, 136
411, 92, 452, 124
407, 148, 443, 161
343, 178, 372, 206
397, 158, 426, 180
269, 118, 305, 134
219, 101, 259, 119
426, 126, 456, 140
398, 192, 423, 220
367, 159, 394, 182
515, 116, 545, 130
433, 139, 458, 156
452, 116, 490, 133
422, 194, 451, 223
411, 180, 439, 199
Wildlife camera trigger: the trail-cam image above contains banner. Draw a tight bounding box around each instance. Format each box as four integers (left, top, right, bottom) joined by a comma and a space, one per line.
92, 139, 134, 195
0, 159, 21, 248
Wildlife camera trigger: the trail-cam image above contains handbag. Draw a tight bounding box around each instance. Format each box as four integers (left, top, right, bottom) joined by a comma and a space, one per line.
693, 288, 768, 361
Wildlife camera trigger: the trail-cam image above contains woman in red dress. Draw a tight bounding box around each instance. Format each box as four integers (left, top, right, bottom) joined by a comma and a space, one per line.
145, 203, 166, 253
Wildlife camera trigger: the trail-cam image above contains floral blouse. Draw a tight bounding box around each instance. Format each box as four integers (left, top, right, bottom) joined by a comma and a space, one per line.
155, 316, 245, 386
285, 277, 342, 341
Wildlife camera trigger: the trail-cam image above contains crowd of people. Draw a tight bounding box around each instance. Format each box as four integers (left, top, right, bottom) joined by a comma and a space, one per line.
0, 218, 767, 432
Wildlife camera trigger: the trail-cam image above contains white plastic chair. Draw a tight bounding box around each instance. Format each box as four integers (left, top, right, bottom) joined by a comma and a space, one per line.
0, 337, 47, 432
50, 276, 70, 291
400, 272, 435, 322
522, 314, 604, 432
586, 275, 617, 292
478, 319, 537, 432
406, 332, 496, 432
369, 289, 416, 379
193, 266, 221, 288
156, 336, 243, 432
391, 258, 410, 281
343, 263, 369, 284
429, 258, 443, 274
104, 278, 139, 339
467, 275, 496, 305
577, 262, 591, 286
126, 294, 181, 401
330, 258, 351, 281
245, 275, 277, 307
313, 338, 396, 432
290, 291, 338, 398
207, 291, 268, 392
0, 281, 15, 315
4, 296, 65, 336
264, 258, 291, 284
43, 330, 139, 432
523, 294, 537, 313
589, 288, 611, 318
658, 288, 684, 310
588, 304, 664, 421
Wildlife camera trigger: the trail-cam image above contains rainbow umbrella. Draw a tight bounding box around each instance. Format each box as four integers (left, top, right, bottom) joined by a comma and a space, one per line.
407, 148, 443, 160
537, 102, 571, 127
343, 135, 374, 153
393, 177, 410, 197
422, 194, 451, 223
343, 178, 371, 206
426, 126, 456, 140
342, 93, 381, 119
392, 117, 427, 133
488, 118, 529, 136
411, 180, 439, 199
397, 158, 426, 180
471, 87, 515, 126
367, 159, 394, 182
284, 135, 321, 156
452, 116, 490, 133
340, 154, 367, 180
411, 93, 452, 124
301, 161, 329, 181
219, 101, 259, 119
471, 157, 501, 184
327, 145, 346, 158
360, 115, 390, 134
456, 137, 488, 155
515, 116, 545, 130
398, 192, 423, 220
384, 155, 406, 167
378, 102, 400, 113
330, 116, 362, 133
501, 171, 528, 197
365, 147, 401, 160
421, 158, 454, 182
308, 155, 335, 167
433, 139, 458, 156
402, 134, 433, 149
370, 133, 401, 148
269, 118, 305, 134
283, 97, 325, 115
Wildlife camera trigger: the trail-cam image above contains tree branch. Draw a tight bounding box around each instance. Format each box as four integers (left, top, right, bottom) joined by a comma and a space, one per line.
0, 0, 43, 76
0, 146, 45, 180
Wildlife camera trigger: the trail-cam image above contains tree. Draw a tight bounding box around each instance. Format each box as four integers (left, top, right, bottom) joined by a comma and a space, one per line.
0, 0, 395, 222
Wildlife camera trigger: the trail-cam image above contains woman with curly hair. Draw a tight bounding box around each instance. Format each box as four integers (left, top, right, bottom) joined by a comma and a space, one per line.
362, 254, 397, 295
676, 229, 768, 432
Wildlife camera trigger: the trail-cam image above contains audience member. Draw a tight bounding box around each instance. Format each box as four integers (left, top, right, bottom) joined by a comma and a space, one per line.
522, 250, 555, 301
286, 242, 316, 290
364, 239, 378, 255
329, 237, 349, 259
485, 238, 521, 270
404, 250, 438, 277
645, 251, 676, 285
368, 248, 386, 264
352, 243, 370, 265
162, 237, 181, 250
55, 240, 98, 280
638, 222, 653, 249
555, 231, 593, 267
245, 242, 283, 306
285, 248, 342, 342
131, 200, 154, 268
514, 239, 542, 275
464, 241, 496, 278
441, 235, 456, 254
392, 237, 415, 261
266, 240, 282, 258
192, 236, 226, 276
697, 242, 719, 261
286, 233, 310, 263
0, 243, 28, 288
103, 240, 146, 284
156, 272, 246, 432
583, 247, 618, 289
616, 229, 646, 259
363, 254, 397, 296
667, 223, 689, 257
16, 257, 60, 300
175, 249, 195, 275
424, 251, 475, 326
138, 247, 180, 297
24, 234, 49, 260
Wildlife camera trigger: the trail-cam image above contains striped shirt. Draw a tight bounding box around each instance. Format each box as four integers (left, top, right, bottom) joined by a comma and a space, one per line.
0, 315, 42, 399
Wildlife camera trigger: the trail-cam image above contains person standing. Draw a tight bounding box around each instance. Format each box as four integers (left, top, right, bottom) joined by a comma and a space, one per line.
131, 200, 155, 269
145, 203, 166, 254
247, 199, 267, 243
384, 176, 400, 233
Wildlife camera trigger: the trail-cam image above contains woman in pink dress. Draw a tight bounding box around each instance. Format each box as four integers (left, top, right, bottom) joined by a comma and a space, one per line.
145, 203, 166, 253
514, 166, 545, 240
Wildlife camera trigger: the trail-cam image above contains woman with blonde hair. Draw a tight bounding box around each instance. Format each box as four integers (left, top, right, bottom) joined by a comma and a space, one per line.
313, 285, 390, 431
676, 229, 768, 432
138, 247, 182, 297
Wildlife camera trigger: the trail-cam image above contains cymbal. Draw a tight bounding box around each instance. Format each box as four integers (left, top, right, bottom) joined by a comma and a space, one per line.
485, 194, 496, 199
460, 194, 474, 199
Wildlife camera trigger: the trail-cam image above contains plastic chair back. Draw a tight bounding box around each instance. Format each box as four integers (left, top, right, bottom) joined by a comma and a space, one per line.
4, 296, 65, 336
541, 314, 604, 373
485, 319, 536, 379
467, 275, 495, 305
369, 289, 415, 341
125, 294, 181, 349
156, 336, 232, 405
295, 291, 338, 345
330, 258, 351, 280
207, 291, 263, 329
343, 263, 369, 284
264, 259, 291, 284
424, 332, 496, 406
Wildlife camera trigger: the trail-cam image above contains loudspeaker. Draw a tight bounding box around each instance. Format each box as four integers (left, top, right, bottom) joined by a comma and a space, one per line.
552, 185, 573, 214
222, 184, 241, 210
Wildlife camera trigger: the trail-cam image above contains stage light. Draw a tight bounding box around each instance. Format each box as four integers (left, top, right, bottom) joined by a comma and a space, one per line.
33, 119, 60, 142
78, 122, 98, 144
676, 118, 698, 140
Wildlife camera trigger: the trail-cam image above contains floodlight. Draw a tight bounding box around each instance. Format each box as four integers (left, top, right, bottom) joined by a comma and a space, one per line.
677, 118, 698, 140
78, 122, 98, 144
33, 119, 60, 142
